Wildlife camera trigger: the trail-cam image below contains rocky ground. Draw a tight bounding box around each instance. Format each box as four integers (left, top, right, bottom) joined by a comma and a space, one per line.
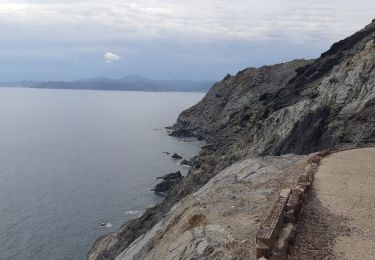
288, 148, 375, 259
113, 155, 307, 260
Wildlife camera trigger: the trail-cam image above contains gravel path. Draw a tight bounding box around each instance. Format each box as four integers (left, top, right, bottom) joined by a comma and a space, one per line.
288, 148, 375, 259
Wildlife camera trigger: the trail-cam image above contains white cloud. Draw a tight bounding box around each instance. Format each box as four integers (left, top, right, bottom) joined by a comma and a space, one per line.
1, 0, 375, 81
0, 0, 374, 44
103, 51, 121, 63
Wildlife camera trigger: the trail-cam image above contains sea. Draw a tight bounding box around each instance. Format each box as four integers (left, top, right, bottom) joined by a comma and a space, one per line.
0, 87, 205, 260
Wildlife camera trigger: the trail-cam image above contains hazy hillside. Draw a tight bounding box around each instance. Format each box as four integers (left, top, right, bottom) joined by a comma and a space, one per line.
0, 76, 215, 92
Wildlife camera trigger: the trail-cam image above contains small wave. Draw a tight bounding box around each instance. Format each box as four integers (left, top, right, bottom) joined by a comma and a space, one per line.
146, 203, 157, 209
178, 162, 190, 167
100, 222, 113, 228
125, 210, 140, 216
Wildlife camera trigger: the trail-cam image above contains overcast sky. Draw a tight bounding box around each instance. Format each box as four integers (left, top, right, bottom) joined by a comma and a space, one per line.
0, 0, 374, 81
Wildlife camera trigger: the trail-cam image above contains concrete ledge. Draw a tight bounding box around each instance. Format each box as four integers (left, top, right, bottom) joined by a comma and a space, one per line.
256, 193, 290, 258
255, 151, 330, 260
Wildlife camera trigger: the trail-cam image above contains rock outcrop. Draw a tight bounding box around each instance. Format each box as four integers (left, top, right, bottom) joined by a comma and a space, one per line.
88, 19, 375, 260
171, 153, 183, 160
152, 171, 183, 195
180, 156, 199, 167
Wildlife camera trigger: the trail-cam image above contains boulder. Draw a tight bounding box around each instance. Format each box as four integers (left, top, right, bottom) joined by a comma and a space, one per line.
171, 153, 182, 159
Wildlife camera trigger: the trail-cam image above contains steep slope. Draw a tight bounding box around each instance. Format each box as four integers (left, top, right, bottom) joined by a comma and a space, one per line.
88, 20, 375, 260
172, 20, 375, 157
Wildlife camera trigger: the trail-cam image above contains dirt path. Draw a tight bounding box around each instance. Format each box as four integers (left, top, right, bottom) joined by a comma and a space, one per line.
288, 148, 375, 259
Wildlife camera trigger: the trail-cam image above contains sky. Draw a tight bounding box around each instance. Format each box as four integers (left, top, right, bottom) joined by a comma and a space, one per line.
0, 0, 374, 81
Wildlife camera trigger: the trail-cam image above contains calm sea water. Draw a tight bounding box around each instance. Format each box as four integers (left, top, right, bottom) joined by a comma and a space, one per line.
0, 88, 204, 260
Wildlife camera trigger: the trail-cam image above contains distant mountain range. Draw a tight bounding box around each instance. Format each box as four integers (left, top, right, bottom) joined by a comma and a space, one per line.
0, 75, 215, 92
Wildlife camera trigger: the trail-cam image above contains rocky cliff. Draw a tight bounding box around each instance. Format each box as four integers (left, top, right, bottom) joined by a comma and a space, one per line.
172, 20, 375, 157
88, 19, 375, 260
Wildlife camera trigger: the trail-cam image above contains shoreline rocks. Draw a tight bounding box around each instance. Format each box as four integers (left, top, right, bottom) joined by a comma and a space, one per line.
171, 153, 182, 159
152, 171, 183, 195
180, 156, 199, 167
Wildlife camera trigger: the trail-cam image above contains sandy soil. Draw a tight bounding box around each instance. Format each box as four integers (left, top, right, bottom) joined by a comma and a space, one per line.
288, 148, 375, 259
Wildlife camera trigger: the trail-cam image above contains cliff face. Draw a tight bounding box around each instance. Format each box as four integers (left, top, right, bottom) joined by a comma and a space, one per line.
172, 20, 375, 157
88, 20, 375, 260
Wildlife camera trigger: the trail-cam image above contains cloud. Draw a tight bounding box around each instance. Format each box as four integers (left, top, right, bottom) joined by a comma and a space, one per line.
0, 0, 375, 81
103, 51, 121, 63
0, 0, 374, 44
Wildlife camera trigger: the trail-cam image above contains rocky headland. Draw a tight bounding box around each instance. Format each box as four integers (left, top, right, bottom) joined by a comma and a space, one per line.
88, 19, 375, 260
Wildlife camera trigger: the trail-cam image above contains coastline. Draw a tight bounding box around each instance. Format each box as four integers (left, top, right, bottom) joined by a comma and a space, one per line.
87, 20, 375, 260
88, 135, 215, 260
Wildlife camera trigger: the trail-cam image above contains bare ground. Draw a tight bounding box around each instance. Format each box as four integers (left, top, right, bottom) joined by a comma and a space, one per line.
288, 148, 375, 260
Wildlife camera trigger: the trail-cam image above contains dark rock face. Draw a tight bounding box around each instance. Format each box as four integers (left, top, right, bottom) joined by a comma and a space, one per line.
88, 20, 375, 260
265, 106, 332, 155
152, 171, 183, 195
152, 181, 175, 194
